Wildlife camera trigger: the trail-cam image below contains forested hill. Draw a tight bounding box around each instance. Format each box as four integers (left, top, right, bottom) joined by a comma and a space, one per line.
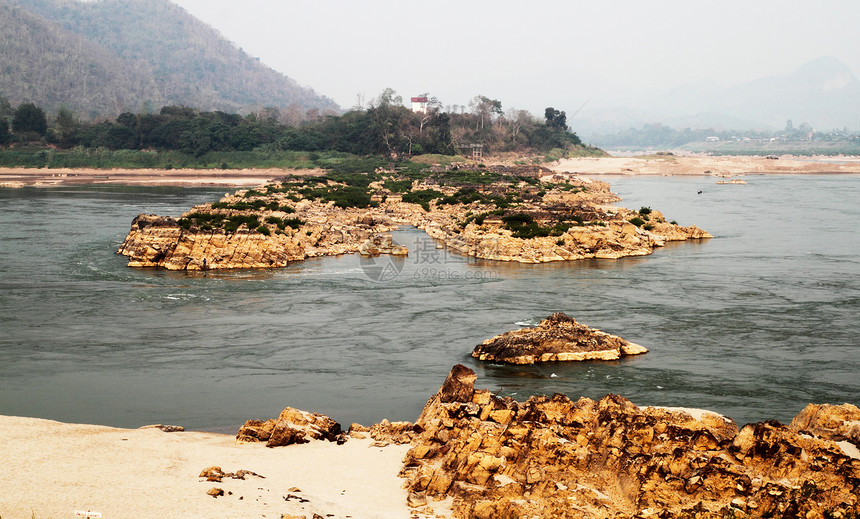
0, 0, 338, 117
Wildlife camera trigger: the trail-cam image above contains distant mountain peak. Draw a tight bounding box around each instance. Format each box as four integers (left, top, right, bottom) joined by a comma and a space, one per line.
787, 56, 860, 93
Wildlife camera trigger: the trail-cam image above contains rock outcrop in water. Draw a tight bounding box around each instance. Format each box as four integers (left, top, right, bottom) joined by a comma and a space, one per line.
397, 365, 860, 519
118, 165, 711, 270
472, 312, 648, 364
118, 208, 403, 270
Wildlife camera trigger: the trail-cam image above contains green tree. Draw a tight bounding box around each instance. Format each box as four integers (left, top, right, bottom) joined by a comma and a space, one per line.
544, 107, 568, 131
373, 88, 403, 108
56, 106, 80, 147
470, 95, 502, 130
0, 96, 12, 118
12, 102, 48, 136
0, 117, 11, 145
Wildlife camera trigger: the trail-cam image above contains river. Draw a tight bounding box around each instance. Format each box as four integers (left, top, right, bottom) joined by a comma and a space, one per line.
0, 175, 857, 431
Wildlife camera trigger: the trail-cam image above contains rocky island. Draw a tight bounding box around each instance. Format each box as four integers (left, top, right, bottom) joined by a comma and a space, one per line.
118, 163, 711, 270
473, 312, 648, 364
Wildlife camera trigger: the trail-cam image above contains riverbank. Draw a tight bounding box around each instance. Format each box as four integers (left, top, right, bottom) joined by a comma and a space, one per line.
0, 166, 324, 188
2, 155, 859, 189
0, 415, 417, 519
3, 368, 859, 519
550, 155, 860, 177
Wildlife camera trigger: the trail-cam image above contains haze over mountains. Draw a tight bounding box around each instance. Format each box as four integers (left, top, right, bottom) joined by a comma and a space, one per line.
1, 0, 858, 141
0, 0, 337, 116
578, 56, 860, 137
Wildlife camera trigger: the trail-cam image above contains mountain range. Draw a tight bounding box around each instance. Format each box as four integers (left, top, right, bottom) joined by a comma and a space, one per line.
0, 0, 338, 117
577, 56, 860, 137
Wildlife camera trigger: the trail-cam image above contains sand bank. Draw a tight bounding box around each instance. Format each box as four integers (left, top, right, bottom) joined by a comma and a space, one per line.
551, 155, 860, 177
0, 415, 417, 519
2, 156, 858, 190
0, 167, 324, 188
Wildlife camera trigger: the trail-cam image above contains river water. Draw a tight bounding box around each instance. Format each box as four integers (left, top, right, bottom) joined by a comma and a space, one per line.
0, 175, 857, 432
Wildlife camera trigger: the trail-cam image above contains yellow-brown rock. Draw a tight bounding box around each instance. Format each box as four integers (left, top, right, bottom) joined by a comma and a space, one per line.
399, 365, 860, 519
472, 312, 648, 364
789, 402, 860, 445
236, 406, 342, 447
118, 168, 712, 270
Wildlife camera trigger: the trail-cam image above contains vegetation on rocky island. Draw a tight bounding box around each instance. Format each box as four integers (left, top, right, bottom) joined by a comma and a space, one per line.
170, 161, 604, 240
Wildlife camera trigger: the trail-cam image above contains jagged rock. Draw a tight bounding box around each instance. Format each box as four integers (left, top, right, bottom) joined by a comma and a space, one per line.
138, 424, 184, 432
407, 491, 428, 508
472, 312, 647, 364
399, 365, 860, 519
199, 466, 264, 483
357, 233, 408, 256
235, 407, 342, 447
206, 487, 224, 498
368, 419, 422, 444
789, 402, 860, 446
235, 419, 277, 443
199, 466, 224, 481
438, 364, 477, 403
347, 422, 370, 439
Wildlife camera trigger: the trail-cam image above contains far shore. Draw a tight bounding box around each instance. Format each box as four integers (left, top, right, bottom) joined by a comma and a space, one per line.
550, 154, 860, 177
0, 166, 325, 188
2, 155, 859, 188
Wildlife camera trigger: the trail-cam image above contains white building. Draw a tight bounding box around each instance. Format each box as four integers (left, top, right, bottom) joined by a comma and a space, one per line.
411, 96, 428, 114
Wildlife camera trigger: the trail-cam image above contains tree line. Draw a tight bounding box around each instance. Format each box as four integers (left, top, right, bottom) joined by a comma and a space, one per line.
593, 121, 860, 149
0, 89, 589, 158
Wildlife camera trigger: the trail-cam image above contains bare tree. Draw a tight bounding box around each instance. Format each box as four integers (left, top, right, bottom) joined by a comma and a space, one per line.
506, 108, 532, 145
469, 95, 502, 130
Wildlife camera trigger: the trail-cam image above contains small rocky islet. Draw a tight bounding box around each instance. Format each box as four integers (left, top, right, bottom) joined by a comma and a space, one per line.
117, 163, 711, 270
472, 312, 648, 364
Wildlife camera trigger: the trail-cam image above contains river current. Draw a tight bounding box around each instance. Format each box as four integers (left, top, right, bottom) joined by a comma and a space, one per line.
0, 175, 857, 431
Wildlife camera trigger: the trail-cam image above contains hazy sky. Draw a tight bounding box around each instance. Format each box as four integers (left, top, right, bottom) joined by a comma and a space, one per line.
172, 0, 860, 117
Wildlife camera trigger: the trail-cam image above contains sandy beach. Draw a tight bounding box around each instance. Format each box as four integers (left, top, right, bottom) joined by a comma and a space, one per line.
0, 415, 423, 519
0, 167, 324, 188
2, 156, 859, 189
550, 155, 860, 177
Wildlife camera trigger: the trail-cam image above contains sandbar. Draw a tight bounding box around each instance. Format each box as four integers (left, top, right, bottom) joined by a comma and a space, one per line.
550, 155, 860, 177
2, 156, 859, 189
0, 167, 324, 188
0, 415, 417, 519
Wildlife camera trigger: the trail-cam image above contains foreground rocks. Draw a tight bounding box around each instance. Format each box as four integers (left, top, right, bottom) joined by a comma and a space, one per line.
399, 365, 860, 519
236, 406, 343, 447
472, 312, 648, 364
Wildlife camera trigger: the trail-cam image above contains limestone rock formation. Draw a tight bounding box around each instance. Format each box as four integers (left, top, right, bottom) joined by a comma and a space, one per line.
357, 233, 409, 256
472, 312, 648, 364
789, 402, 860, 446
118, 209, 401, 270
236, 406, 342, 447
399, 365, 860, 519
346, 420, 422, 444
118, 169, 712, 270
